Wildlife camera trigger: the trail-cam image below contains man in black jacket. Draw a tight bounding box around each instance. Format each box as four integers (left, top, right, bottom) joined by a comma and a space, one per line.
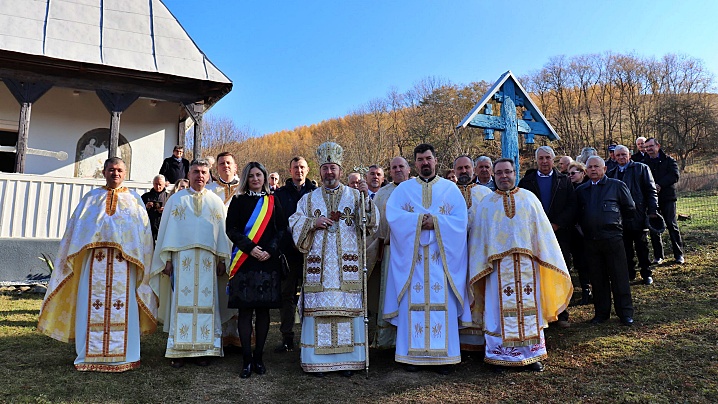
159, 145, 189, 183
631, 136, 647, 163
608, 145, 658, 285
576, 156, 636, 326
272, 156, 317, 352
643, 138, 684, 264
518, 145, 576, 328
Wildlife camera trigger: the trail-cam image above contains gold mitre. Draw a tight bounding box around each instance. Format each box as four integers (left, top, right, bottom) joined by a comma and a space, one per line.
316, 141, 344, 166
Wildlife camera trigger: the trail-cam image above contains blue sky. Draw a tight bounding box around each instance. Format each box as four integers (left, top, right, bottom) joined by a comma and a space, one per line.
163, 0, 718, 136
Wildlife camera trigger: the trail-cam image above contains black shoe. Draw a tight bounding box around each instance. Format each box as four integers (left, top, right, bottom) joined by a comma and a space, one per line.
170, 358, 185, 368
526, 361, 545, 372
253, 359, 266, 375
579, 289, 592, 305
434, 365, 452, 375
620, 317, 634, 326
340, 370, 354, 377
274, 340, 295, 353
240, 362, 252, 379
642, 277, 654, 285
589, 317, 608, 324
309, 371, 325, 378
404, 364, 419, 372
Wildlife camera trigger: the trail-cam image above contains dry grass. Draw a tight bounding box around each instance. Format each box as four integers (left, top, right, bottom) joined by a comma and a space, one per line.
2, 211, 717, 403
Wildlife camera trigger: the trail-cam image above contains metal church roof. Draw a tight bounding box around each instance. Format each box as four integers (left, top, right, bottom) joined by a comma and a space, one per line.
0, 0, 230, 84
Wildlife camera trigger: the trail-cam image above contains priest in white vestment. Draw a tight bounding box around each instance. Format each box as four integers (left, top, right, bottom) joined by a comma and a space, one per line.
205, 151, 242, 348
469, 158, 573, 372
289, 142, 378, 377
151, 159, 232, 367
368, 157, 410, 349
38, 157, 158, 372
453, 155, 494, 353
385, 144, 471, 374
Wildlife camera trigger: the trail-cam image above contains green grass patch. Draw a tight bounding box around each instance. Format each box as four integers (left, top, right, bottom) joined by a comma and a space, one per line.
2, 230, 717, 403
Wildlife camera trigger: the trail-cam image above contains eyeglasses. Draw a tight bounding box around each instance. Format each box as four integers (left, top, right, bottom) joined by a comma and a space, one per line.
569, 171, 582, 176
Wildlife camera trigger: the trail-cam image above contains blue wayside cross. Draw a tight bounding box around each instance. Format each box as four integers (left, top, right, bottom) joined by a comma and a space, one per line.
457, 71, 559, 184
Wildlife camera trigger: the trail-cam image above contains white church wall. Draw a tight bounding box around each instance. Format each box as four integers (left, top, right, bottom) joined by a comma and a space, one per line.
19, 87, 179, 182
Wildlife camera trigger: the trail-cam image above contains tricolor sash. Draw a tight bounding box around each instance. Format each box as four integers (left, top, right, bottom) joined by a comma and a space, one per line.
228, 195, 274, 279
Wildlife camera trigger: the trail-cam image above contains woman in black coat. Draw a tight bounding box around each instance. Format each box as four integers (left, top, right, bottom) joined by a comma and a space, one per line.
226, 162, 287, 378
567, 161, 592, 304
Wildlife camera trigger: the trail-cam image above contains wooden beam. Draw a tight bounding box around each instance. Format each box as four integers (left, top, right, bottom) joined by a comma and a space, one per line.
183, 103, 204, 158
96, 91, 139, 159
15, 102, 31, 173
109, 111, 121, 158
2, 79, 52, 173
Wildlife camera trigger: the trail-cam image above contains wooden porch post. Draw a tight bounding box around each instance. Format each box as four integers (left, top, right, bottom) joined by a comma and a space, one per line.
183, 102, 205, 158
96, 90, 139, 158
2, 79, 52, 173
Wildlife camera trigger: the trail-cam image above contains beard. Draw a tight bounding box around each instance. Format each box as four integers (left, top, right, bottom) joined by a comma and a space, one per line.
420, 165, 433, 177
457, 173, 472, 185
322, 176, 339, 188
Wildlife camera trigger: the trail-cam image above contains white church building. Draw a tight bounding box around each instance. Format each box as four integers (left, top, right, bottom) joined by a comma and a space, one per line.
0, 0, 232, 281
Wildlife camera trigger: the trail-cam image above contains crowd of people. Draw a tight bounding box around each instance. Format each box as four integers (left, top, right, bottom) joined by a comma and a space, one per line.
36, 136, 684, 378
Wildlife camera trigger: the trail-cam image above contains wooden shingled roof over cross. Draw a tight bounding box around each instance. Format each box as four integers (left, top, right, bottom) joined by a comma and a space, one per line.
457, 71, 559, 180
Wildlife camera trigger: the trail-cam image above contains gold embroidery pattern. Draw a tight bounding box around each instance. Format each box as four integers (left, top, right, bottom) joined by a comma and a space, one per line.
95, 251, 105, 262
92, 299, 103, 310
181, 257, 192, 271
102, 187, 128, 216
414, 322, 424, 338
431, 282, 443, 293
181, 286, 191, 296
113, 300, 124, 310
342, 253, 358, 261
431, 250, 441, 264
200, 325, 211, 339
342, 265, 359, 272
415, 251, 423, 264
524, 284, 533, 295
179, 324, 189, 338
75, 361, 140, 373
497, 187, 519, 219
209, 207, 223, 224
432, 322, 443, 338
172, 205, 187, 220
413, 282, 423, 293
202, 257, 213, 271
401, 202, 415, 212
202, 287, 212, 298
458, 184, 475, 208
504, 285, 514, 297
438, 202, 454, 215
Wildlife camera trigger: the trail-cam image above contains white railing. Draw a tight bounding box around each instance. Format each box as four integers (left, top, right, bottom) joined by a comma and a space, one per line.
0, 172, 152, 239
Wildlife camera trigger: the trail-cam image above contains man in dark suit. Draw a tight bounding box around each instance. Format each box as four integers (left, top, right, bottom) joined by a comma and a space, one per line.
643, 138, 684, 264
272, 156, 318, 352
608, 145, 658, 285
576, 156, 636, 326
159, 145, 189, 183
518, 145, 576, 328
631, 136, 647, 163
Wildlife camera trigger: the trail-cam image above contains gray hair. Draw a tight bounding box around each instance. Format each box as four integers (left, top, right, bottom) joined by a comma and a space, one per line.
615, 145, 630, 154
153, 174, 166, 182
577, 147, 598, 164
190, 158, 211, 168
586, 156, 605, 166
535, 145, 556, 161
474, 156, 492, 166
635, 136, 647, 144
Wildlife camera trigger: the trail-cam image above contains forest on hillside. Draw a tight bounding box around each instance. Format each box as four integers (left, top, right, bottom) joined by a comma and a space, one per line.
190, 52, 717, 179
